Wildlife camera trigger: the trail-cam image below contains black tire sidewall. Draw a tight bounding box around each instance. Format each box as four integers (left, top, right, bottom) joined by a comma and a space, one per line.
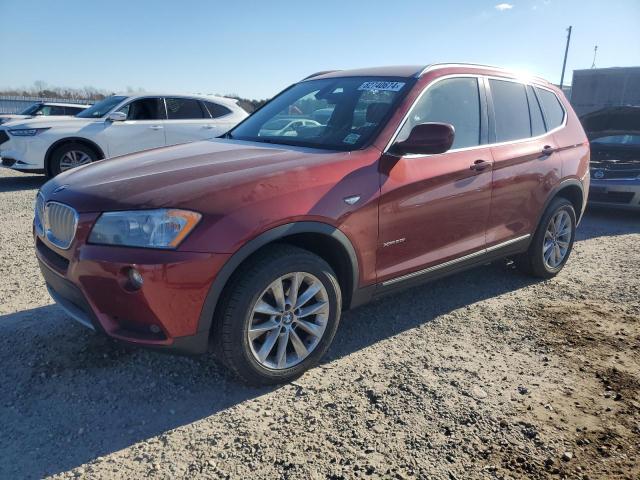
221, 248, 342, 385
49, 143, 96, 177
530, 198, 576, 277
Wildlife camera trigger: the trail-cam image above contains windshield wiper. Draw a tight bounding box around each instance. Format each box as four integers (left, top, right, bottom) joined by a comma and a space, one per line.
250, 138, 306, 147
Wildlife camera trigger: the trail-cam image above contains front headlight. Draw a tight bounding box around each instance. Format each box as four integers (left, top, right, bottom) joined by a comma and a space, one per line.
88, 209, 202, 249
8, 127, 50, 136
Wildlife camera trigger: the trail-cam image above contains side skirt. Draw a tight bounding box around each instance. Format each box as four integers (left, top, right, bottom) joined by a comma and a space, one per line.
371, 234, 531, 300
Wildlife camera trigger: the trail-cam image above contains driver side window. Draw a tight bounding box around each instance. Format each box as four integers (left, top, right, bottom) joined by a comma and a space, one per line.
398, 77, 481, 150
117, 98, 165, 120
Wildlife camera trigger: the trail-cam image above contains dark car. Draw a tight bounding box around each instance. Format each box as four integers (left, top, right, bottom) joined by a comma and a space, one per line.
34, 64, 590, 384
581, 106, 640, 209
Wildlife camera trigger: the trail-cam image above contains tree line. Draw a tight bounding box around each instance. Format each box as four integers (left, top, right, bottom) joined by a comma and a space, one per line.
0, 82, 269, 113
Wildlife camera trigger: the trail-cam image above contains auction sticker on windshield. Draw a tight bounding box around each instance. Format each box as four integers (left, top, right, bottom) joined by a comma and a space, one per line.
358, 81, 405, 92
343, 133, 361, 144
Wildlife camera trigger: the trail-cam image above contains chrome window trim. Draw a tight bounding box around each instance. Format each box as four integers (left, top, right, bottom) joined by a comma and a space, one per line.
384, 74, 568, 158
43, 201, 79, 250
381, 234, 531, 286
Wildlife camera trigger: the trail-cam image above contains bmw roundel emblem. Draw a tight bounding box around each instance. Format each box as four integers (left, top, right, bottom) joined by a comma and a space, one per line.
53, 184, 68, 194
593, 169, 605, 179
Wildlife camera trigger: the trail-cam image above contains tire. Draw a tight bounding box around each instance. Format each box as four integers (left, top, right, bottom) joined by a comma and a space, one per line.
516, 197, 576, 278
48, 142, 97, 178
215, 244, 342, 385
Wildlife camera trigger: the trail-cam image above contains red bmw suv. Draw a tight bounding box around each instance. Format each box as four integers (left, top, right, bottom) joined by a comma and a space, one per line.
35, 64, 589, 384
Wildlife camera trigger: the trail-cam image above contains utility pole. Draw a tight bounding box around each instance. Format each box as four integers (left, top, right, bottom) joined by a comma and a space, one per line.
591, 45, 598, 69
559, 26, 572, 89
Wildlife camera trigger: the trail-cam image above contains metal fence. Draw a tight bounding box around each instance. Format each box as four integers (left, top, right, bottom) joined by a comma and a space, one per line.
0, 95, 97, 114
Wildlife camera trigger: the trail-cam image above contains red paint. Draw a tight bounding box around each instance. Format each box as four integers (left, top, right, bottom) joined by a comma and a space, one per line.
36, 65, 589, 351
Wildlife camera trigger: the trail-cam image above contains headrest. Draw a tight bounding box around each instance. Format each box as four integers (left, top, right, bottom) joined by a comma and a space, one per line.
366, 102, 389, 124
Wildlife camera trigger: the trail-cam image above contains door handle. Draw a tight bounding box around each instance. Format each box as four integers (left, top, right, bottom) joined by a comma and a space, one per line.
541, 145, 556, 156
149, 125, 163, 130
470, 159, 490, 171
203, 125, 215, 129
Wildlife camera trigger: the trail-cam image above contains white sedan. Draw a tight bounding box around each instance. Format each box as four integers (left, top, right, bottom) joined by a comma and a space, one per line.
259, 118, 321, 137
0, 93, 248, 177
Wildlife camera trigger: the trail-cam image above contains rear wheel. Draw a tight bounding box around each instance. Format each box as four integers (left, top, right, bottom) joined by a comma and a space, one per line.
216, 245, 342, 385
516, 197, 576, 278
48, 142, 97, 177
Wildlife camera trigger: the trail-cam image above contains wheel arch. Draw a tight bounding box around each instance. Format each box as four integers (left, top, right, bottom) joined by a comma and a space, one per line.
44, 137, 106, 175
553, 182, 585, 221
198, 221, 360, 338
534, 179, 585, 237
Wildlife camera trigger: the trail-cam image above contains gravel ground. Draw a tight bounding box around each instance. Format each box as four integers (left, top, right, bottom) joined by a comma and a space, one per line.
0, 168, 638, 480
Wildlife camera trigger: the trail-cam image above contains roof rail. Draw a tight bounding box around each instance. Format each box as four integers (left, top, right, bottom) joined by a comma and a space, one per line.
301, 70, 341, 81
417, 63, 548, 82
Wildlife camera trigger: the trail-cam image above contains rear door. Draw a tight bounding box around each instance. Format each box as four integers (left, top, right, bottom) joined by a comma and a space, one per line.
377, 76, 494, 283
203, 101, 237, 135
164, 97, 217, 145
485, 78, 563, 246
106, 97, 167, 157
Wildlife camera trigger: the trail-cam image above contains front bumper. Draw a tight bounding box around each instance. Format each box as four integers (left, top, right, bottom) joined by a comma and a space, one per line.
589, 178, 640, 210
0, 131, 48, 170
36, 225, 230, 354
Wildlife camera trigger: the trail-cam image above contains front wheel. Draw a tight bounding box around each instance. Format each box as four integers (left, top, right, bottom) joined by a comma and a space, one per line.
516, 197, 576, 278
48, 142, 97, 177
216, 245, 342, 385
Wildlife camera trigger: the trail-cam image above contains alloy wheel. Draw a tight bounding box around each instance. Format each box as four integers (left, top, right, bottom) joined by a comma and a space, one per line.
542, 209, 572, 269
248, 272, 329, 370
59, 150, 92, 172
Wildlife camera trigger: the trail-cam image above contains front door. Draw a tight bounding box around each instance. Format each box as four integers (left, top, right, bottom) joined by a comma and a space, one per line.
377, 76, 493, 284
105, 97, 167, 157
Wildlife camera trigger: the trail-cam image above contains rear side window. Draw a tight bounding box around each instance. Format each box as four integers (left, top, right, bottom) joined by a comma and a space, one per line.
65, 106, 85, 115
399, 77, 481, 149
536, 87, 565, 130
165, 98, 206, 119
204, 101, 232, 118
489, 79, 530, 142
37, 105, 66, 115
526, 86, 546, 136
48, 106, 67, 115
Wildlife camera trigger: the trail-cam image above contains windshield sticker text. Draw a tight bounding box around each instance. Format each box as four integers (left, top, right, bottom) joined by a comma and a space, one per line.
358, 81, 405, 92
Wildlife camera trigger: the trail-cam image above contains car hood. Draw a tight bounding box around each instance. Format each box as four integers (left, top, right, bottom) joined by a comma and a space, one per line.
580, 106, 640, 139
2, 116, 97, 129
0, 114, 29, 124
41, 139, 348, 213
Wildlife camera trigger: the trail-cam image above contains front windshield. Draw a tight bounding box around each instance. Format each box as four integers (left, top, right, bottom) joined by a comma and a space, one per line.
76, 96, 127, 118
229, 77, 412, 150
19, 104, 42, 115
592, 134, 640, 146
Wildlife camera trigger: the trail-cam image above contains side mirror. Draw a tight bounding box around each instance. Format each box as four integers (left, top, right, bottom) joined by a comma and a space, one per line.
107, 111, 127, 122
391, 122, 455, 155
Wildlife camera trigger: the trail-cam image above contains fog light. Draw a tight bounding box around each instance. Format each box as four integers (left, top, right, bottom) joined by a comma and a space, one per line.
128, 268, 144, 290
